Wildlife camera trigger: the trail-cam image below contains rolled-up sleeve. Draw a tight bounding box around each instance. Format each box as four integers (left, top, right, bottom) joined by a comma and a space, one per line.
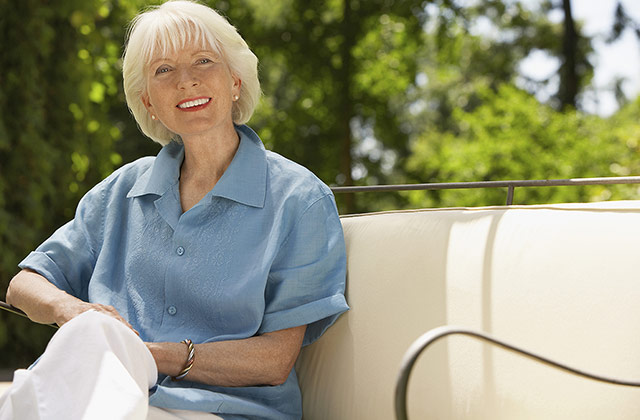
260, 194, 349, 346
18, 185, 105, 300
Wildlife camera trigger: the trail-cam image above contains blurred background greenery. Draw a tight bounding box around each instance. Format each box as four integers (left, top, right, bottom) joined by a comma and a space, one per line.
1, 0, 640, 367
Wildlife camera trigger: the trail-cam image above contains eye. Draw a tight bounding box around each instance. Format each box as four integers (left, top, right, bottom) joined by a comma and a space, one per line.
197, 58, 212, 65
155, 65, 170, 75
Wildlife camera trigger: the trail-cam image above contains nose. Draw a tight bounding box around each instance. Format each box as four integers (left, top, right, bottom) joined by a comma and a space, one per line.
177, 68, 199, 90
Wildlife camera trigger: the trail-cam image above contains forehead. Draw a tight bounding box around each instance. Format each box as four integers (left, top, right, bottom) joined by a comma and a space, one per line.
141, 18, 222, 66
147, 43, 222, 66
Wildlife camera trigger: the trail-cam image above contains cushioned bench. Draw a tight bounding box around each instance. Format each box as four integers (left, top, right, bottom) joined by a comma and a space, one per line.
296, 201, 640, 419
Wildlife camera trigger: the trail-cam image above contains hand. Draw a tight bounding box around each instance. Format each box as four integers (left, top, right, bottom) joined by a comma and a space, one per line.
54, 300, 139, 335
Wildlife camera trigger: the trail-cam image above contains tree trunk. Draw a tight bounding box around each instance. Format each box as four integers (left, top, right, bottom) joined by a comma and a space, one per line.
339, 0, 355, 213
560, 0, 578, 109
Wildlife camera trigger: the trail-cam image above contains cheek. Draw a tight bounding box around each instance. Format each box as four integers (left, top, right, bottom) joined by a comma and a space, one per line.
146, 77, 172, 103
148, 89, 171, 111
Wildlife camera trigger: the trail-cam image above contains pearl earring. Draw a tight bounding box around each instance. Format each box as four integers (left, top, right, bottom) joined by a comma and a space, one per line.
151, 115, 156, 120
233, 95, 239, 101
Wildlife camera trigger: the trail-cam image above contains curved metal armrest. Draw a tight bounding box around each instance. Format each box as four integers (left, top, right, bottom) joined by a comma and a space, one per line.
395, 325, 640, 420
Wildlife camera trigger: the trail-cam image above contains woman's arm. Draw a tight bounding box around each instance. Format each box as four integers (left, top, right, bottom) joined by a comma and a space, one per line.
146, 325, 306, 387
7, 268, 136, 331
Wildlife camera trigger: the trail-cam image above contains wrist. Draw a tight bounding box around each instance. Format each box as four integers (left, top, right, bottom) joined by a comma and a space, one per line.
147, 342, 191, 377
50, 292, 84, 326
171, 339, 195, 381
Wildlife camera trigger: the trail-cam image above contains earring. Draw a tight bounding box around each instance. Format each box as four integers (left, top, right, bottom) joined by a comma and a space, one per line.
233, 95, 239, 101
151, 115, 156, 120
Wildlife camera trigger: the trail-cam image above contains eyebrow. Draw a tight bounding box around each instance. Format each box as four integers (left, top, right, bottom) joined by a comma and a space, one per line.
149, 50, 221, 66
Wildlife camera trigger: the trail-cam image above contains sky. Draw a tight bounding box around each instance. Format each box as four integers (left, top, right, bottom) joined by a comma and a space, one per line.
519, 0, 640, 116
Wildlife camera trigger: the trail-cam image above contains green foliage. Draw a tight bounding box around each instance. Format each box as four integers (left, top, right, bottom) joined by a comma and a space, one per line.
0, 0, 154, 368
404, 84, 640, 208
224, 0, 427, 212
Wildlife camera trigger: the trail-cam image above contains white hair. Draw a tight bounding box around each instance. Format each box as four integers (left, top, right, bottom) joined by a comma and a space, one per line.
122, 0, 260, 145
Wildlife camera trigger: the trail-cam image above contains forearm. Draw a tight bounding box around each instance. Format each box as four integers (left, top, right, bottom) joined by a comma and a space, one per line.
7, 269, 136, 331
6, 269, 79, 326
147, 325, 306, 387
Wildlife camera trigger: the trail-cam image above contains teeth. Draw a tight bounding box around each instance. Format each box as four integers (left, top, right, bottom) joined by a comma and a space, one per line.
178, 98, 211, 109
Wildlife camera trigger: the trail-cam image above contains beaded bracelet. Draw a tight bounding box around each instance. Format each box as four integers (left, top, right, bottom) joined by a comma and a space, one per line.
171, 339, 195, 381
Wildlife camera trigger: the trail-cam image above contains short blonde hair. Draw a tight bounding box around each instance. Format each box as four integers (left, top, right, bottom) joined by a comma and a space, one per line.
122, 0, 260, 145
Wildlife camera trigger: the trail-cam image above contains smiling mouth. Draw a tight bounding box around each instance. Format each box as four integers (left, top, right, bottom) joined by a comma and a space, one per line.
177, 98, 212, 109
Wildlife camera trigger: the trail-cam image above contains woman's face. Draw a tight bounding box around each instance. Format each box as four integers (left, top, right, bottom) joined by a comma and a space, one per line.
141, 43, 241, 141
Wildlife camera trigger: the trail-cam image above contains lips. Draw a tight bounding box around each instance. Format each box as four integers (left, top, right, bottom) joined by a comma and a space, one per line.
176, 97, 212, 111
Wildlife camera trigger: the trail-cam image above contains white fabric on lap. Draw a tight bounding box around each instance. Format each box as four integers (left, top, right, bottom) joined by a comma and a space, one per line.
0, 310, 160, 420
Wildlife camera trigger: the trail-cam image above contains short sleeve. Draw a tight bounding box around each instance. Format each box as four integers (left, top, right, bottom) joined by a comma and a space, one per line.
259, 194, 349, 346
18, 184, 105, 300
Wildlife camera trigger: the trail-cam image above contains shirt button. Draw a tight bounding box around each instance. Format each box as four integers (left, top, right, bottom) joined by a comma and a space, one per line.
176, 246, 185, 256
167, 306, 177, 316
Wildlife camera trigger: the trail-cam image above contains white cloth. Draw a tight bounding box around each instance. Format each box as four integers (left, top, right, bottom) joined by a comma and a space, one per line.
0, 310, 220, 420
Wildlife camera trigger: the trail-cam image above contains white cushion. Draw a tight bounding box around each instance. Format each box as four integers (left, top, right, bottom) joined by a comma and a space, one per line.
297, 201, 640, 419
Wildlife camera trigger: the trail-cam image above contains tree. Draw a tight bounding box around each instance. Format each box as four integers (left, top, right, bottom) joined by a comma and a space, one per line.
404, 84, 640, 208
220, 0, 428, 213
606, 1, 640, 108
559, 0, 579, 109
389, 0, 603, 212
418, 0, 593, 113
0, 0, 152, 367
609, 1, 640, 43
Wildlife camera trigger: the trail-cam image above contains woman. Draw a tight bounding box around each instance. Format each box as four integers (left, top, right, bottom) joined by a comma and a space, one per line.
1, 1, 348, 419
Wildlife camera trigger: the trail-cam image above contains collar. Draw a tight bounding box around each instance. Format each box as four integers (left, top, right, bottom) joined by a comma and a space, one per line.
127, 124, 267, 208
127, 141, 183, 198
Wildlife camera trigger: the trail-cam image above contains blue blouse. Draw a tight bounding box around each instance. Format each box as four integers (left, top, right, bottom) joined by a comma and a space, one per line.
19, 125, 349, 419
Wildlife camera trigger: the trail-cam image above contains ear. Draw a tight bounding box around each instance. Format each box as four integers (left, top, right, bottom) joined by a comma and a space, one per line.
141, 92, 153, 114
232, 74, 242, 97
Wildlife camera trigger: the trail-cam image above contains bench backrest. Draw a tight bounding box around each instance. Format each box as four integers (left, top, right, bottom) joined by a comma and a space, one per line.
296, 201, 640, 419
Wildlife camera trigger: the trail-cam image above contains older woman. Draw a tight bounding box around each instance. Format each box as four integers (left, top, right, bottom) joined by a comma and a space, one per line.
1, 1, 348, 419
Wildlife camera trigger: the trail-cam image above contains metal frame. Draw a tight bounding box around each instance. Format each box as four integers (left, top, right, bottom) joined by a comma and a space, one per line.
395, 326, 640, 420
332, 176, 640, 205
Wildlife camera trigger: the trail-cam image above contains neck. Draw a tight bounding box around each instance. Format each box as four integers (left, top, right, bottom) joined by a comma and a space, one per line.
180, 124, 240, 186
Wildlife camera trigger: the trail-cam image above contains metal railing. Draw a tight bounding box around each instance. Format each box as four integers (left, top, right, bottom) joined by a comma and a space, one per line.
395, 326, 640, 420
331, 176, 640, 205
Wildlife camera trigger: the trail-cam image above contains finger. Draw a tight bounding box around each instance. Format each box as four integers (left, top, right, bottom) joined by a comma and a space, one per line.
98, 305, 139, 336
